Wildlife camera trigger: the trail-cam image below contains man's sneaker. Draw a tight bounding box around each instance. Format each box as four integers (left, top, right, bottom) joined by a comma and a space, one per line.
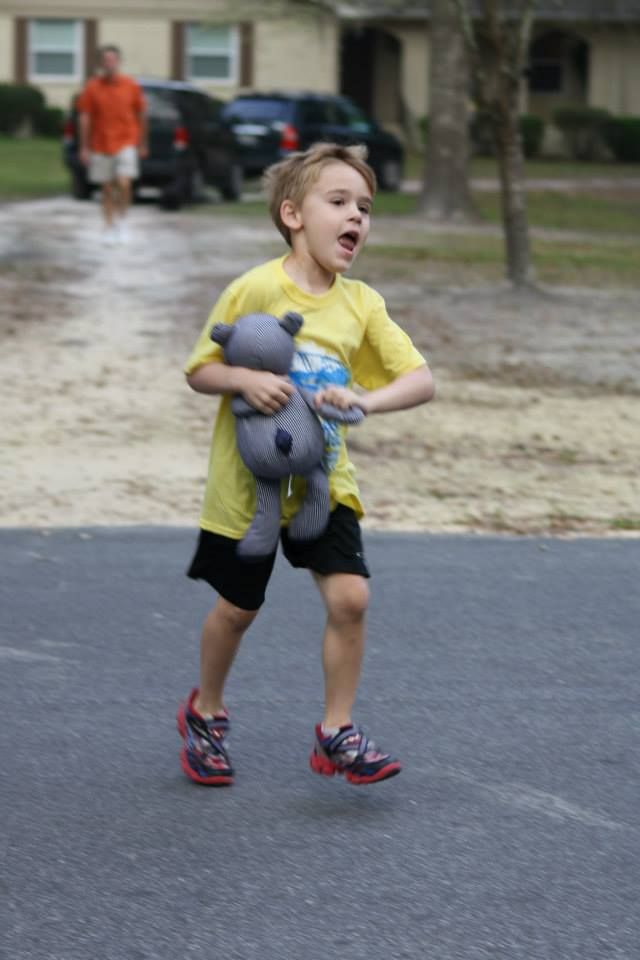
176, 689, 233, 786
310, 723, 401, 785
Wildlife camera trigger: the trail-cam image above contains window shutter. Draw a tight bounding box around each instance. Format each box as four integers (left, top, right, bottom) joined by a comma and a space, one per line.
84, 20, 97, 79
14, 17, 27, 83
171, 21, 185, 80
239, 21, 254, 88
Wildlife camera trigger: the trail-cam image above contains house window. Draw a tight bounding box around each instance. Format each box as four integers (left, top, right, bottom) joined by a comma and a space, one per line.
28, 19, 83, 81
185, 24, 238, 83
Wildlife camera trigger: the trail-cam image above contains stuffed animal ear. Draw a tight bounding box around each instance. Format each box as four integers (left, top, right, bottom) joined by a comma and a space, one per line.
279, 311, 303, 337
210, 322, 233, 346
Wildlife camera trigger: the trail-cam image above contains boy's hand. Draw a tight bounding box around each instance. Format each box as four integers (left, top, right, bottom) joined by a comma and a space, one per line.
238, 370, 294, 415
315, 386, 366, 413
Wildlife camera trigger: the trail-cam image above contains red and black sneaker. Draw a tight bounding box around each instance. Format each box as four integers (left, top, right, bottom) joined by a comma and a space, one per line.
310, 723, 401, 785
176, 689, 233, 786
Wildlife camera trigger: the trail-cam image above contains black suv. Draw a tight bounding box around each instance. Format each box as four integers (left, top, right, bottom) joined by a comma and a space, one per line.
220, 92, 404, 191
63, 78, 243, 208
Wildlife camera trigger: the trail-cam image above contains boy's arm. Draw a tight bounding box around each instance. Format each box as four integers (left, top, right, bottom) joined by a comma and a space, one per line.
315, 364, 434, 415
186, 363, 293, 415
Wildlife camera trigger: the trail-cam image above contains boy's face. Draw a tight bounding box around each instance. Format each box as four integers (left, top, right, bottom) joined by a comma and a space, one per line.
285, 161, 372, 275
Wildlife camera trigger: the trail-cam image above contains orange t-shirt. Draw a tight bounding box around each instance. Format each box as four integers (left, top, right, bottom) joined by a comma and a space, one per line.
77, 74, 145, 155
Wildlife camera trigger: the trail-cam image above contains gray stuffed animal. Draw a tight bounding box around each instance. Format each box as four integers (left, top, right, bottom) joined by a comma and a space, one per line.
210, 311, 365, 560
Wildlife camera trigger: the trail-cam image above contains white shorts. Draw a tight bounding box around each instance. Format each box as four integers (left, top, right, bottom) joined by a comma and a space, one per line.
89, 145, 139, 184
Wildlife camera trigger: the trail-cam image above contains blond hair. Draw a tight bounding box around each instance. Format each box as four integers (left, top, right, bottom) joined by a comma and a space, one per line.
263, 142, 377, 246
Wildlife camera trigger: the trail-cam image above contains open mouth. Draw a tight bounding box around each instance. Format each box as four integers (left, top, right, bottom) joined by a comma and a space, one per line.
338, 231, 359, 254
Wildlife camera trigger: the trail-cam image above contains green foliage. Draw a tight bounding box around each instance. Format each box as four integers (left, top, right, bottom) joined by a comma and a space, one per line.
602, 117, 640, 163
518, 114, 545, 159
469, 110, 545, 159
0, 83, 46, 135
0, 136, 67, 198
552, 106, 610, 161
34, 105, 65, 138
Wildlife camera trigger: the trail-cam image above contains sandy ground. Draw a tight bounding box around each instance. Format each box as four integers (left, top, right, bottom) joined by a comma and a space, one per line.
1, 195, 639, 535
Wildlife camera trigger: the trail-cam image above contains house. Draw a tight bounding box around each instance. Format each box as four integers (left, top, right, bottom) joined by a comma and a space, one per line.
1, 0, 639, 133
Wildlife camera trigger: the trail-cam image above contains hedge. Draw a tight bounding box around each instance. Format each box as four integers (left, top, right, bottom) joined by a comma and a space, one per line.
552, 106, 610, 161
602, 116, 640, 162
0, 83, 64, 137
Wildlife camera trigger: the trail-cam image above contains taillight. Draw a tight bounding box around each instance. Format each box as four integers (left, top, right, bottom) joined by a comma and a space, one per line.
173, 125, 189, 150
63, 118, 74, 144
279, 123, 299, 151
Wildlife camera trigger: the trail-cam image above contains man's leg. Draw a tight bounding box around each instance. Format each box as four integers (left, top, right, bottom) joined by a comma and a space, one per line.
101, 181, 115, 228
114, 175, 132, 220
312, 572, 369, 728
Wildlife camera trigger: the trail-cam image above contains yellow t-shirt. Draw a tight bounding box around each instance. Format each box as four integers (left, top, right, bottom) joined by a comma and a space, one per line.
185, 255, 426, 538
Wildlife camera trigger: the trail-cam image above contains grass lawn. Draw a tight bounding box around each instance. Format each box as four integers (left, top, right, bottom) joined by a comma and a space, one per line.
0, 136, 68, 200
404, 151, 640, 181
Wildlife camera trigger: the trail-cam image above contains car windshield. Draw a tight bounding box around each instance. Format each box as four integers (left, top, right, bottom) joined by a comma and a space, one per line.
223, 99, 292, 123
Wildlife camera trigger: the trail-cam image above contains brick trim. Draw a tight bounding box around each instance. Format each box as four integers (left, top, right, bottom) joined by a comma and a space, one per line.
171, 21, 185, 80
239, 21, 254, 89
14, 17, 27, 83
84, 19, 97, 79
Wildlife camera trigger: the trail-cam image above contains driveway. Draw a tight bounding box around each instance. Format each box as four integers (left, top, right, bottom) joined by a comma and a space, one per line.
1, 528, 639, 960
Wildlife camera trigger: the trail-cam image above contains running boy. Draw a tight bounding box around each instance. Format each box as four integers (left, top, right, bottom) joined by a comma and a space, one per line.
178, 142, 434, 786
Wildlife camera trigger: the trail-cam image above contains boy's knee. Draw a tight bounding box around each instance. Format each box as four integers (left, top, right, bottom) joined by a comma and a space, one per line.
216, 597, 259, 633
326, 576, 369, 624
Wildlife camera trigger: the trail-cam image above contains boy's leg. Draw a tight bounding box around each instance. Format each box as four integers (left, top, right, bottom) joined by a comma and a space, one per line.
282, 506, 401, 784
180, 529, 276, 784
312, 572, 369, 728
197, 596, 259, 716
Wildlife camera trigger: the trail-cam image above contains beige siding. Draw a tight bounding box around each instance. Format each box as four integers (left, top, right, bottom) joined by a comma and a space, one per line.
254, 16, 337, 93
388, 22, 430, 120
98, 18, 169, 80
590, 28, 640, 114
0, 16, 13, 82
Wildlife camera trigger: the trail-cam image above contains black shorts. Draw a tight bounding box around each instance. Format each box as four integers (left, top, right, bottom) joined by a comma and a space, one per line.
187, 504, 370, 611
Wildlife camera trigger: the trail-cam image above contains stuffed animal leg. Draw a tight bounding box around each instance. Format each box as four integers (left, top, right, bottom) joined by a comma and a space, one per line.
237, 476, 282, 561
287, 464, 331, 542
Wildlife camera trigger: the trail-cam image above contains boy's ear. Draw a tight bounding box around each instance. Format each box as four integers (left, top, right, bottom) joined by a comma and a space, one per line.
280, 198, 302, 233
210, 322, 233, 346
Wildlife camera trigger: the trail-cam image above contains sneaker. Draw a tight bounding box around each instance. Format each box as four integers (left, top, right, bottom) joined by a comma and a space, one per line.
310, 723, 401, 785
176, 689, 233, 785
102, 225, 118, 246
115, 219, 129, 243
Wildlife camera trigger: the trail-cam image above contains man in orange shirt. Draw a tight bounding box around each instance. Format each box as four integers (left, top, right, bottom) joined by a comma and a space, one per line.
77, 45, 147, 243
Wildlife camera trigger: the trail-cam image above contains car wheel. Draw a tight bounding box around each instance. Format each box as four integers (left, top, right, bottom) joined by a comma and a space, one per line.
219, 163, 244, 202
71, 170, 92, 200
378, 158, 403, 192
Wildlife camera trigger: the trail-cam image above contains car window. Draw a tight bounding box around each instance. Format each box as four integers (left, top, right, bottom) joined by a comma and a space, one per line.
142, 88, 179, 120
299, 100, 330, 126
222, 98, 293, 124
333, 99, 372, 133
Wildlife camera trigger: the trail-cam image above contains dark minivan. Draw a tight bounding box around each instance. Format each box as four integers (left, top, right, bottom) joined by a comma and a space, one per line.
221, 92, 404, 191
63, 78, 243, 208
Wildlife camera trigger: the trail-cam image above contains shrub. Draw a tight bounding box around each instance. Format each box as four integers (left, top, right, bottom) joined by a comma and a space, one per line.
0, 83, 46, 134
34, 105, 64, 138
519, 114, 545, 158
553, 105, 610, 160
602, 116, 640, 162
470, 110, 545, 158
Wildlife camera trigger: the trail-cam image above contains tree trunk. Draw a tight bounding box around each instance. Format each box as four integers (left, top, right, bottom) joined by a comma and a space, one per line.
419, 0, 477, 221
493, 101, 535, 286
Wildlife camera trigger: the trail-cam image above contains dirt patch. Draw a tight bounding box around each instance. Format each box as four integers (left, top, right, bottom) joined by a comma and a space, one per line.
1, 197, 639, 535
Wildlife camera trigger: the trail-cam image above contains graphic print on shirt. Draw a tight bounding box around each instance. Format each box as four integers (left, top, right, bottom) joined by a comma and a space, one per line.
289, 341, 350, 471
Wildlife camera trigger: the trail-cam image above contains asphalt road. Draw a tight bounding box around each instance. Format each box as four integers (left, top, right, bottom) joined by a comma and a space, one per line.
1, 529, 639, 960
